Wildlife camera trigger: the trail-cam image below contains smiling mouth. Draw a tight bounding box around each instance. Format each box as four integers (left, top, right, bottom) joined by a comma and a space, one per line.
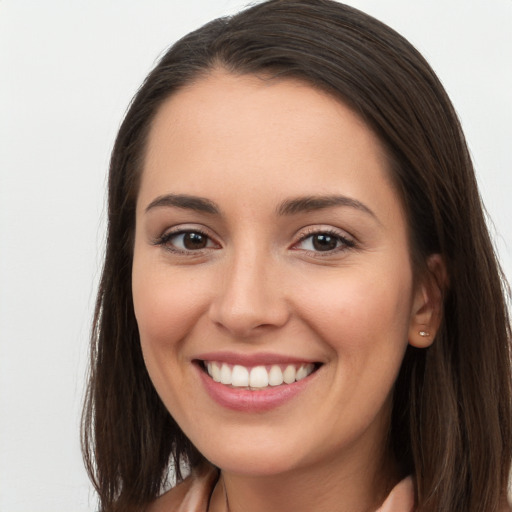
198, 361, 322, 390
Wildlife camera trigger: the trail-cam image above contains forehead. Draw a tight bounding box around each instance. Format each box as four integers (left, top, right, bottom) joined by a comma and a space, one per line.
146, 71, 385, 160
139, 71, 401, 225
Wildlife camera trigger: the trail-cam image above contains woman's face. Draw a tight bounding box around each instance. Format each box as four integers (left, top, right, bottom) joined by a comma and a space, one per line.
132, 72, 428, 477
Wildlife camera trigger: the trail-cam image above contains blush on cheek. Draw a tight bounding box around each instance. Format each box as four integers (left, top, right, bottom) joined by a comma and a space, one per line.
135, 300, 190, 352
301, 270, 412, 359
133, 267, 213, 357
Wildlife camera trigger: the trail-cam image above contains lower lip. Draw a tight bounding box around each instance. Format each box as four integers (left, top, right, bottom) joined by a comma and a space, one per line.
196, 364, 317, 412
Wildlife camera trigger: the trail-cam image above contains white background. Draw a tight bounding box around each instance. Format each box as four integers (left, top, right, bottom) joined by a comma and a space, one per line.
1, 1, 511, 510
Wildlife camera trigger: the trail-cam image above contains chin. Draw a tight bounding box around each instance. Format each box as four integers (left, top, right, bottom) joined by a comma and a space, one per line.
208, 451, 299, 477
190, 432, 298, 476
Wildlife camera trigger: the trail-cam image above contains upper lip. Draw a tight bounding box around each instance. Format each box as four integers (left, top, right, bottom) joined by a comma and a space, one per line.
193, 351, 320, 367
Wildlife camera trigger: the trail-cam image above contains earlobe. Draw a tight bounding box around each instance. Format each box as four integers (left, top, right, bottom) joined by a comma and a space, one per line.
408, 254, 447, 348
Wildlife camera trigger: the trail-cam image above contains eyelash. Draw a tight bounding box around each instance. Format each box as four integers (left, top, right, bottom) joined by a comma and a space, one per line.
154, 228, 217, 254
293, 228, 356, 256
154, 227, 356, 255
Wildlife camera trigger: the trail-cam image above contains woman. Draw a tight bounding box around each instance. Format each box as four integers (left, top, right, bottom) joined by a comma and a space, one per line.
81, 1, 512, 511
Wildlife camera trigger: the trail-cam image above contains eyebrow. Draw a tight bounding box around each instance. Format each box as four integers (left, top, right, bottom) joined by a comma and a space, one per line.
145, 194, 220, 214
144, 193, 377, 221
277, 195, 377, 219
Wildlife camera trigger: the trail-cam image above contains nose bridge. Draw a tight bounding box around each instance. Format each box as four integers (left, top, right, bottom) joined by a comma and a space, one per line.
209, 241, 288, 337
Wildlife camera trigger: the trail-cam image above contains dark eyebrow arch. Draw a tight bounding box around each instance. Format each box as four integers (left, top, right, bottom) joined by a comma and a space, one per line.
145, 194, 219, 214
277, 195, 377, 219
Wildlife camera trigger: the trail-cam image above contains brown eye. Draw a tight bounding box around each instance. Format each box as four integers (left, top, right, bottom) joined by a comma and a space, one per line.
311, 234, 339, 251
182, 232, 208, 250
295, 230, 355, 254
158, 230, 217, 252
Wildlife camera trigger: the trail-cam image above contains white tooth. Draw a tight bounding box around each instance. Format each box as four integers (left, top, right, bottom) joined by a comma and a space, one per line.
211, 362, 221, 382
220, 363, 232, 385
283, 365, 296, 384
207, 362, 212, 375
296, 365, 309, 381
249, 366, 269, 388
231, 365, 249, 387
268, 365, 284, 386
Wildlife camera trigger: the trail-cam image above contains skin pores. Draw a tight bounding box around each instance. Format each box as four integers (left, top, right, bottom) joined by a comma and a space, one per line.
132, 72, 430, 510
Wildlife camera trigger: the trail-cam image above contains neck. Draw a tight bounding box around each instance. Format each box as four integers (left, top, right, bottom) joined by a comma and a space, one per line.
210, 442, 400, 512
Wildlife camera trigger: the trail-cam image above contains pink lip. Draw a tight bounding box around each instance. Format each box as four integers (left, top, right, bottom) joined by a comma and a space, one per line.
195, 361, 319, 412
194, 351, 316, 367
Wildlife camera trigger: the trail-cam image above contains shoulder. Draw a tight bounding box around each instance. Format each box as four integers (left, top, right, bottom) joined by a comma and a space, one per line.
146, 478, 192, 512
500, 497, 512, 512
146, 463, 219, 512
376, 476, 415, 512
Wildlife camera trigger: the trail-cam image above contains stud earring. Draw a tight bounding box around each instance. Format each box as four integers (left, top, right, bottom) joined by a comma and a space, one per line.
418, 330, 430, 337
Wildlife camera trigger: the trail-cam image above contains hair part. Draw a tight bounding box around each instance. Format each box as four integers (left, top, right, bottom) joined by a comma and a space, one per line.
82, 1, 512, 511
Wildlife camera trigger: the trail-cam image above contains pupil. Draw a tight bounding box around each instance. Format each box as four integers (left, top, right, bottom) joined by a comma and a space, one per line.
312, 234, 337, 251
184, 232, 207, 250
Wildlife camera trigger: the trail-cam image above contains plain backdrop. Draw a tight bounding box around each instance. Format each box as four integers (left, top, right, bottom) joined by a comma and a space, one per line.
1, 1, 511, 510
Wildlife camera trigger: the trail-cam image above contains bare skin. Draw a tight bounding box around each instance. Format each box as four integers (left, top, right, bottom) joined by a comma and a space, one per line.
135, 71, 443, 512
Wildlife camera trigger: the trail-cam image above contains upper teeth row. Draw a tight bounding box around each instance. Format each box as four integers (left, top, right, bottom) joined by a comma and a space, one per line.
206, 362, 315, 388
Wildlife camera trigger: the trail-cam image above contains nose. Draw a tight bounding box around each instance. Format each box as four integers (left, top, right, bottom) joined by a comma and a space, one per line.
208, 249, 290, 338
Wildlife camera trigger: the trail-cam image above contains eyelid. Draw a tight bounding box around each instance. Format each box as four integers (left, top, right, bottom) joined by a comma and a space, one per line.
292, 225, 356, 254
153, 224, 221, 253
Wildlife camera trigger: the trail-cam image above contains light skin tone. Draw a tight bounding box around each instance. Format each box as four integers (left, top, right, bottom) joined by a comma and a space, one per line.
133, 71, 442, 512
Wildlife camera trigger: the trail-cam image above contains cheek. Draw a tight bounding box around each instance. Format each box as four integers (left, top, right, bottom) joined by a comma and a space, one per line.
295, 263, 413, 357
131, 258, 216, 411
132, 257, 209, 349
131, 259, 214, 417
302, 267, 413, 423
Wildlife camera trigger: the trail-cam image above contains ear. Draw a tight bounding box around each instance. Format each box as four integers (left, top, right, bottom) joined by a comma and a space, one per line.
408, 254, 447, 348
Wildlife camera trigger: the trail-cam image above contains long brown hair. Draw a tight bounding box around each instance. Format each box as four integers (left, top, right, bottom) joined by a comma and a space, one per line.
82, 1, 512, 510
